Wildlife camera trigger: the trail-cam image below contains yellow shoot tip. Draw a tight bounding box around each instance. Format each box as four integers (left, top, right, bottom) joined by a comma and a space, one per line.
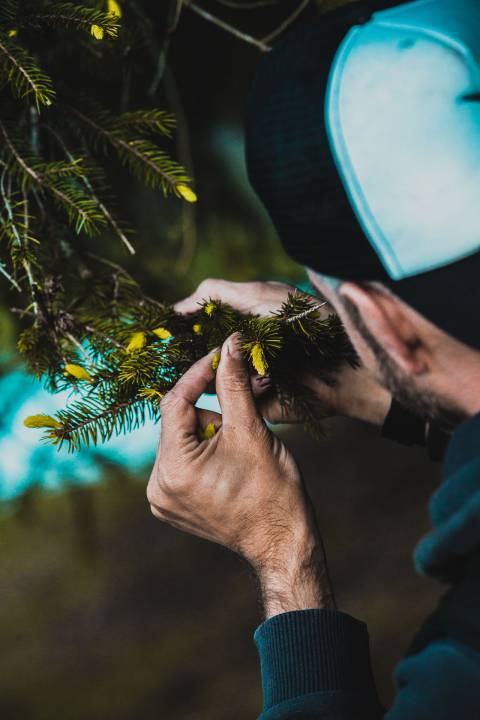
126, 331, 146, 353
250, 343, 268, 376
211, 352, 220, 371
24, 414, 62, 430
205, 302, 215, 317
107, 0, 122, 17
91, 24, 104, 40
65, 363, 94, 382
152, 326, 172, 340
201, 422, 217, 440
176, 184, 197, 203
193, 323, 202, 335
7, 29, 17, 38
139, 388, 165, 402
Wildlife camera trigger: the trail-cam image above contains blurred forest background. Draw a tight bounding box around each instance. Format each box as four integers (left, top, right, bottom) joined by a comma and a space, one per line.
0, 2, 443, 719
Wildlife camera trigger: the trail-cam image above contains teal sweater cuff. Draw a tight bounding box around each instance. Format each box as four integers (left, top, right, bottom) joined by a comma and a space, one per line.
254, 609, 381, 713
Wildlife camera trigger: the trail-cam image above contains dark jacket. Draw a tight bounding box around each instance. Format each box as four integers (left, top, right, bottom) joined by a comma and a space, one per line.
255, 412, 480, 719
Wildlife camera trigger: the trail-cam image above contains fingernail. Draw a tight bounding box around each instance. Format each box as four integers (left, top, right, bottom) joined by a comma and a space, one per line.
255, 375, 271, 386
227, 333, 242, 359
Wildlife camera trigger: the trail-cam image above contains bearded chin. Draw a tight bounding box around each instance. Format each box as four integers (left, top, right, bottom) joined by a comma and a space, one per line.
342, 297, 467, 432
376, 356, 466, 432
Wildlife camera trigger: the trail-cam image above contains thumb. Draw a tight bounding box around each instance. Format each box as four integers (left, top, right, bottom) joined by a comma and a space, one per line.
216, 333, 261, 429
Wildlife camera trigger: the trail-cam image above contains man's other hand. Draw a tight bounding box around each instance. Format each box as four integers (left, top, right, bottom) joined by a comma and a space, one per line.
174, 277, 294, 317
176, 279, 391, 427
147, 333, 335, 616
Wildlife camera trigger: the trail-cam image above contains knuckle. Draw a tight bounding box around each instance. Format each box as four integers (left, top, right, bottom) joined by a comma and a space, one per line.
222, 375, 250, 394
158, 466, 192, 498
159, 389, 179, 412
198, 278, 228, 296
146, 477, 157, 507
198, 278, 215, 292
150, 504, 163, 521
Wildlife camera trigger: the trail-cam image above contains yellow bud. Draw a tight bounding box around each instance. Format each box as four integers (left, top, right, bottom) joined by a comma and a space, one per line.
152, 326, 172, 340
193, 323, 202, 335
107, 0, 122, 17
126, 331, 146, 353
211, 352, 220, 371
91, 24, 104, 40
7, 29, 18, 38
139, 388, 164, 402
176, 184, 198, 203
24, 414, 62, 430
201, 422, 217, 440
65, 363, 94, 382
205, 302, 215, 317
250, 343, 268, 376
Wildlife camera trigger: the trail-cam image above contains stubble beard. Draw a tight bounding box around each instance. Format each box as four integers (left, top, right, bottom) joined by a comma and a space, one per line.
341, 297, 467, 431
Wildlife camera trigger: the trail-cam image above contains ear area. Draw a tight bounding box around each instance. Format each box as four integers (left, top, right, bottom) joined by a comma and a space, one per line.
339, 282, 429, 376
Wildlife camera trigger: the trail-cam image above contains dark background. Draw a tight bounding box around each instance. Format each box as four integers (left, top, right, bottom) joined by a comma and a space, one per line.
0, 3, 443, 718
0, 421, 442, 719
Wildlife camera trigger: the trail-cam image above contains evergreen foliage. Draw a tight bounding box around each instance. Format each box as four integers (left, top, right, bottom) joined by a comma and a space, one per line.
1, 1, 356, 451
24, 291, 358, 452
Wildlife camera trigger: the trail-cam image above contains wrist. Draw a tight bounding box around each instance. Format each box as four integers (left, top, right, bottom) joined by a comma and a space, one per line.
255, 532, 336, 619
334, 367, 391, 426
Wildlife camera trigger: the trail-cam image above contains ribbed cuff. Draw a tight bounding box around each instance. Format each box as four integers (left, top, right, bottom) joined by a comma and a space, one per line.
254, 609, 379, 711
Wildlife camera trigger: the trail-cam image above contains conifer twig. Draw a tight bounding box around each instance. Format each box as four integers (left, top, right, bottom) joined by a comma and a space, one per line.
70, 106, 189, 196
44, 123, 136, 256
214, 0, 277, 8
184, 1, 272, 51
66, 332, 90, 361
285, 301, 327, 323
261, 0, 310, 43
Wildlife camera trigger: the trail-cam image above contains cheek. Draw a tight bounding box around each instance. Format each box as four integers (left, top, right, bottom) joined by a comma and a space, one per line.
340, 310, 376, 367
328, 300, 380, 376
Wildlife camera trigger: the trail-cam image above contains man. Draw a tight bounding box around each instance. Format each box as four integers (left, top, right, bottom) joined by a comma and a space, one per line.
147, 0, 480, 717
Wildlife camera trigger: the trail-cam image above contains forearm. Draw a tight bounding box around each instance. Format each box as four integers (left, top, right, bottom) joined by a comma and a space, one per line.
254, 527, 383, 720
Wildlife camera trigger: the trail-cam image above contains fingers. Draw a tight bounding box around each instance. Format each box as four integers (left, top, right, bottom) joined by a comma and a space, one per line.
216, 333, 261, 429
251, 373, 272, 399
160, 350, 217, 439
174, 294, 204, 314
174, 278, 231, 314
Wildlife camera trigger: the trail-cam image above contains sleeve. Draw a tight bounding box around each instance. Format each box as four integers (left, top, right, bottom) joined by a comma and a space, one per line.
380, 399, 449, 461
255, 601, 480, 720
254, 609, 384, 719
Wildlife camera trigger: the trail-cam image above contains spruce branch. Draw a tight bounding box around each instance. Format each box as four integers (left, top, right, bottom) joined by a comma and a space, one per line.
70, 105, 192, 197
116, 109, 176, 138
21, 2, 120, 39
0, 31, 56, 108
0, 0, 19, 25
184, 1, 271, 51
44, 123, 135, 254
0, 121, 106, 235
24, 294, 357, 451
213, 0, 278, 9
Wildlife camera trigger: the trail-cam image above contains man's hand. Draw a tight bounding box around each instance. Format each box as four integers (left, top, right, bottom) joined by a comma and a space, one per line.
176, 278, 391, 427
147, 333, 335, 617
174, 278, 294, 317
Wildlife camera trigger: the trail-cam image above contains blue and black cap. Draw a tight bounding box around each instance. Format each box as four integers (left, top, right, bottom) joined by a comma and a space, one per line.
246, 0, 480, 348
